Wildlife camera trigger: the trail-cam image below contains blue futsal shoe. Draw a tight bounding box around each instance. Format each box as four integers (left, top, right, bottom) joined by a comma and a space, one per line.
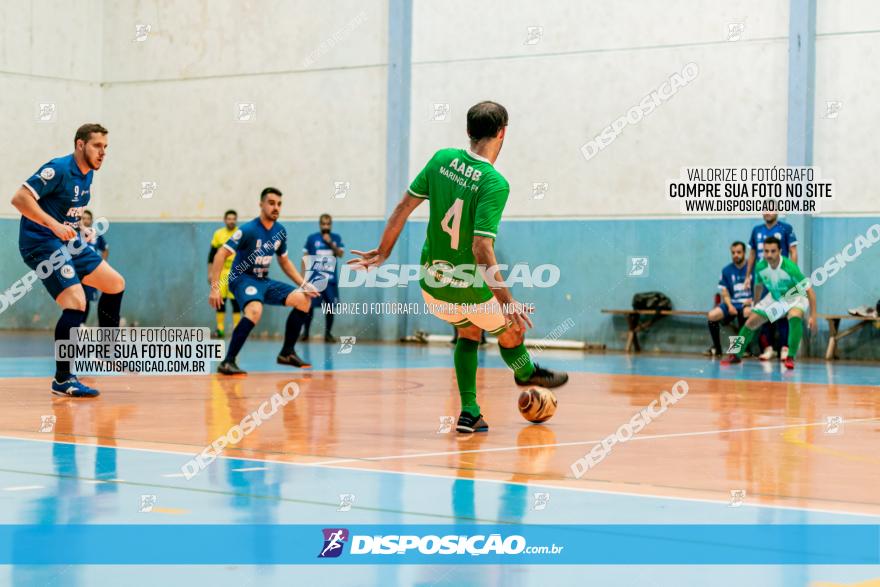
51, 375, 100, 398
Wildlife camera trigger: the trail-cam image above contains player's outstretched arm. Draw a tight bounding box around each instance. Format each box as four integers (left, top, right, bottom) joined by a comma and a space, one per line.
11, 186, 75, 240
278, 255, 308, 293
348, 192, 423, 270
472, 235, 533, 332
208, 247, 232, 309
278, 255, 318, 297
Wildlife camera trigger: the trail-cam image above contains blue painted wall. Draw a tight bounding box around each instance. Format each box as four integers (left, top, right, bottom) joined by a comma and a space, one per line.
1, 217, 878, 358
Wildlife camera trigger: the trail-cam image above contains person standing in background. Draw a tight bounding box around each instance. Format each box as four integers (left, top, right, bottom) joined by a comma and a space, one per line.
208, 210, 240, 338
301, 214, 344, 342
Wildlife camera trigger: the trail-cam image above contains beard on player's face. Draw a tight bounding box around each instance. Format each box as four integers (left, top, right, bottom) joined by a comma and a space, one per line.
83, 145, 103, 170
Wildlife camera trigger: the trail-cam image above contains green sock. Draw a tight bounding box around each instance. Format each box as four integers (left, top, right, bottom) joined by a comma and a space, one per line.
499, 342, 535, 382
454, 338, 480, 415
787, 316, 803, 357
734, 325, 758, 357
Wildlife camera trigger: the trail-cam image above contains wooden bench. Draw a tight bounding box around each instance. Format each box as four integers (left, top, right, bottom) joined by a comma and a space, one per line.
601, 309, 709, 352
817, 314, 880, 360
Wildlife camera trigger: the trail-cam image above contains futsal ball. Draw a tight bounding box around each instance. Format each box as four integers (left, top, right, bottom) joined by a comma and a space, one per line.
518, 386, 557, 423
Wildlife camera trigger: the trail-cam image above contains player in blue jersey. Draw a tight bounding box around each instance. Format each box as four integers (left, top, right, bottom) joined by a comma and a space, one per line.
300, 213, 344, 342
706, 241, 752, 357
745, 214, 799, 361
746, 214, 798, 272
209, 187, 318, 375
10, 124, 126, 398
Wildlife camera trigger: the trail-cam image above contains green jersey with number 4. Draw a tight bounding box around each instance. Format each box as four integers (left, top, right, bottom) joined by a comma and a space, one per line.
408, 148, 510, 304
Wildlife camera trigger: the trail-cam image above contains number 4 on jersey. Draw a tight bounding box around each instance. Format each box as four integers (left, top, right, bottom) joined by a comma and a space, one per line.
441, 198, 464, 250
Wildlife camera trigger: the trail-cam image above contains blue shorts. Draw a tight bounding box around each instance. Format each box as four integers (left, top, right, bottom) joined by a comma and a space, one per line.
718, 303, 745, 321
19, 239, 103, 300
230, 275, 295, 309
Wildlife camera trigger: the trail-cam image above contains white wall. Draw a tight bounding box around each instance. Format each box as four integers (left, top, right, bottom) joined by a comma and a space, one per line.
814, 0, 880, 215
0, 1, 103, 218
99, 0, 388, 222
410, 0, 790, 219
9, 1, 875, 223
0, 1, 103, 81
2, 0, 389, 222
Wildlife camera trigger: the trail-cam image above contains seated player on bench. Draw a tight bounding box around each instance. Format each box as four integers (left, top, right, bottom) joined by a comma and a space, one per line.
706, 241, 751, 357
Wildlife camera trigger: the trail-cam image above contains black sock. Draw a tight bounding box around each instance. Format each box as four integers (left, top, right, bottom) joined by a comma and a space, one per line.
55, 309, 86, 381
708, 320, 722, 354
325, 310, 334, 336
225, 317, 255, 363
281, 309, 308, 356
98, 290, 124, 327
302, 308, 313, 338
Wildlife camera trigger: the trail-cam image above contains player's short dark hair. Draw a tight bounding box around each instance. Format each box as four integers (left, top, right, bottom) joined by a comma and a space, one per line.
74, 123, 108, 145
763, 236, 781, 249
224, 209, 237, 217
260, 187, 282, 201
320, 213, 332, 222
83, 209, 93, 217
730, 241, 745, 252
467, 101, 508, 142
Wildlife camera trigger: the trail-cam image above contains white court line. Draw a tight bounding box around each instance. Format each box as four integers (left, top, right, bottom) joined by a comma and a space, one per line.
161, 473, 187, 478
0, 431, 879, 519
3, 485, 44, 491
231, 467, 268, 472
310, 416, 880, 465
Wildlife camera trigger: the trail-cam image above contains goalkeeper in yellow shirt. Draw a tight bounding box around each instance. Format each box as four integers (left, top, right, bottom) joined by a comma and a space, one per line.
208, 210, 241, 337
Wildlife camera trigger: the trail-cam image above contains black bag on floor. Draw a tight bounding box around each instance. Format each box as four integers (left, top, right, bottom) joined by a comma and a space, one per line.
632, 292, 672, 312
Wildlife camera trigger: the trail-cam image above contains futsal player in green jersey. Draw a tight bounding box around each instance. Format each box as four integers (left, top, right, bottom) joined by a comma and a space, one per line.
722, 236, 816, 369
348, 101, 568, 433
